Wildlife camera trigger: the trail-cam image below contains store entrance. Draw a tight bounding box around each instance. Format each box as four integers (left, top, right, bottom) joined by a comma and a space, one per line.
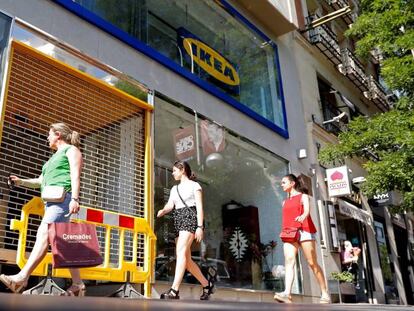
337, 215, 370, 303
152, 95, 294, 291
394, 225, 414, 304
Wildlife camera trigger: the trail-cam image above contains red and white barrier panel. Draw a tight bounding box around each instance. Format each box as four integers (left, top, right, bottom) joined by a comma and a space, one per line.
78, 207, 135, 230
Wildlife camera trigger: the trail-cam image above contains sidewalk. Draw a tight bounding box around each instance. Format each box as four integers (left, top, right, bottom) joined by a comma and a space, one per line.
0, 293, 410, 311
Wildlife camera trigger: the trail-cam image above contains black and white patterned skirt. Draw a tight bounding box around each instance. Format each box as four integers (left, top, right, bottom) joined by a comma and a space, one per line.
173, 206, 197, 237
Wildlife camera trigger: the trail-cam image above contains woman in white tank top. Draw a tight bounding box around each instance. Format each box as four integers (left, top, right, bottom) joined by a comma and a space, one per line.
157, 160, 215, 300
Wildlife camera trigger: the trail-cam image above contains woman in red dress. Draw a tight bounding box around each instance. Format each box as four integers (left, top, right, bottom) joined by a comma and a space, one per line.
273, 174, 330, 304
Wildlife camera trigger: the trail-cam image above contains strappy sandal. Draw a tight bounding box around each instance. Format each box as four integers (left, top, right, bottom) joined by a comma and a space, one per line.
200, 282, 215, 300
200, 266, 217, 300
160, 288, 180, 299
61, 282, 86, 297
0, 274, 28, 293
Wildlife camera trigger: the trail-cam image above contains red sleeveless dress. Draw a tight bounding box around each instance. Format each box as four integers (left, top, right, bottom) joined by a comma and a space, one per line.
282, 194, 317, 233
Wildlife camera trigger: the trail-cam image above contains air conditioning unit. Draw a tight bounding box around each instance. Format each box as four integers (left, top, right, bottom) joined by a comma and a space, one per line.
349, 59, 356, 70
337, 64, 346, 75
370, 47, 384, 63
338, 110, 350, 124
363, 91, 372, 100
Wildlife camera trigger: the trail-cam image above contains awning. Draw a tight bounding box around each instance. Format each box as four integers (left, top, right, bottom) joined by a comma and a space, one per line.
338, 199, 373, 229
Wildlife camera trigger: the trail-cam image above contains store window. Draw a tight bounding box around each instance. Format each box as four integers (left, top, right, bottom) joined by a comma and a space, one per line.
63, 0, 287, 135
153, 96, 301, 292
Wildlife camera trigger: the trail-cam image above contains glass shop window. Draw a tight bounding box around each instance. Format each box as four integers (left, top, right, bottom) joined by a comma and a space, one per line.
153, 96, 302, 293
73, 0, 287, 131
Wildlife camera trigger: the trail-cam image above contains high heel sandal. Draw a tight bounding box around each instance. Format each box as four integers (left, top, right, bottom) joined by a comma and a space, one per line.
200, 266, 217, 300
200, 282, 215, 300
61, 283, 86, 296
0, 274, 28, 293
160, 288, 180, 299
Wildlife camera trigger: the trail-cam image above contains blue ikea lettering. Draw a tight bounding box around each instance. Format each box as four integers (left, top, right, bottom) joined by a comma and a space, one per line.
214, 58, 222, 73
199, 49, 212, 66
223, 66, 235, 82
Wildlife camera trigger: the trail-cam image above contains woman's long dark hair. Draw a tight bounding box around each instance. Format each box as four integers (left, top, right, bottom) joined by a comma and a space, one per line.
284, 174, 308, 194
174, 160, 196, 180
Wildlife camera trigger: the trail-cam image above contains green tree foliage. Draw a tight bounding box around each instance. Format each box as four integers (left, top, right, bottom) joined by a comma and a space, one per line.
346, 0, 414, 99
319, 0, 414, 211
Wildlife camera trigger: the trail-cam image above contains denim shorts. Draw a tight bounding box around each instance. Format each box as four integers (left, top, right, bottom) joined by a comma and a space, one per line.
41, 192, 72, 224
299, 230, 316, 242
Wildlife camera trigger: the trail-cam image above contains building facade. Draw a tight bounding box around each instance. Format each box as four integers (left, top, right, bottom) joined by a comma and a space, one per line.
294, 0, 414, 305
0, 0, 412, 304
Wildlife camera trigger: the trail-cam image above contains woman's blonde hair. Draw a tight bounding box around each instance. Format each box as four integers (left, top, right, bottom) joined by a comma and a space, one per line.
50, 122, 80, 148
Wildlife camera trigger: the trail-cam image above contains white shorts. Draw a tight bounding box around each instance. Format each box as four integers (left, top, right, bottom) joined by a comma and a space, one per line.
298, 230, 316, 242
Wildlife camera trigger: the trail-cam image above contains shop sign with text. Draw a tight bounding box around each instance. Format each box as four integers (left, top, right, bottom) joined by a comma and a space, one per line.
178, 27, 240, 95
326, 166, 351, 197
173, 125, 196, 161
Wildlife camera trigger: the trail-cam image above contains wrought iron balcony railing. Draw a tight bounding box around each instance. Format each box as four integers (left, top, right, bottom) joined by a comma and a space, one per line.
364, 76, 390, 111
306, 15, 342, 65
323, 0, 357, 24
338, 48, 368, 92
370, 47, 384, 64
326, 0, 348, 9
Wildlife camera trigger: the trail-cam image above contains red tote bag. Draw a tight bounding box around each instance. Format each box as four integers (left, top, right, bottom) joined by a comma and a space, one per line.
48, 222, 103, 269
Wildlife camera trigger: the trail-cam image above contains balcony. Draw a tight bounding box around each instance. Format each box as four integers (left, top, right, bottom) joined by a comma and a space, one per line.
364, 76, 390, 112
306, 15, 342, 65
370, 47, 384, 64
323, 0, 357, 24
338, 48, 368, 92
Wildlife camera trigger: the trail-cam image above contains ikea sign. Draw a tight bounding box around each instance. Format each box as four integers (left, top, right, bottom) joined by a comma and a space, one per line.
178, 28, 240, 94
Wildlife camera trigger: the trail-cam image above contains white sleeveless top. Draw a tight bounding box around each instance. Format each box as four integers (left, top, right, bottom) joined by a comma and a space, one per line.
167, 180, 202, 209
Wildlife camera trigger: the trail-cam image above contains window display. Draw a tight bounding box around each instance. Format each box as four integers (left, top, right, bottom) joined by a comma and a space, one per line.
154, 96, 301, 291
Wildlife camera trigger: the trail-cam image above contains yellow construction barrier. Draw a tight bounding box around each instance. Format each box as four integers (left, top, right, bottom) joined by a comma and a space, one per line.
10, 197, 156, 297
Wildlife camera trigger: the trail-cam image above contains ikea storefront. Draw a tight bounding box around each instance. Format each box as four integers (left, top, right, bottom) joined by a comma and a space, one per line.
0, 0, 309, 299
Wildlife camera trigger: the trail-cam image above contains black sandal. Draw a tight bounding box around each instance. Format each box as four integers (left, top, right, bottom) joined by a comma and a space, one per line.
200, 267, 217, 300
160, 288, 180, 299
200, 283, 215, 300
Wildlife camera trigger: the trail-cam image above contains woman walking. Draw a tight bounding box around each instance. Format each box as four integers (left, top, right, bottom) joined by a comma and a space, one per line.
157, 160, 215, 300
274, 174, 330, 304
0, 123, 85, 296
